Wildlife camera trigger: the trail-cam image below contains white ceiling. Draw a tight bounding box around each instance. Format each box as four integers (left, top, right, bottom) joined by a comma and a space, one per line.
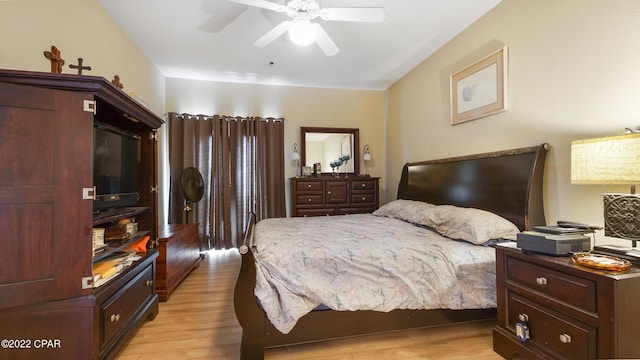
97, 0, 501, 90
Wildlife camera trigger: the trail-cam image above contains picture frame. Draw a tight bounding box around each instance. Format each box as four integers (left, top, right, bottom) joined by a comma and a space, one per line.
450, 46, 508, 125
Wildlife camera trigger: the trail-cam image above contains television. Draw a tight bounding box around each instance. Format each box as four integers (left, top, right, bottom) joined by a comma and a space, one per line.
93, 122, 141, 212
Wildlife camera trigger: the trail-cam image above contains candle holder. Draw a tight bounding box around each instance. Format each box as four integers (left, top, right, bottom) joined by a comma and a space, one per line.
340, 154, 351, 177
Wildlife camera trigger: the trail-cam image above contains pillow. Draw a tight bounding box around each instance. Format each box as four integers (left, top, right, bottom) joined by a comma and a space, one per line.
372, 199, 436, 223
418, 205, 519, 245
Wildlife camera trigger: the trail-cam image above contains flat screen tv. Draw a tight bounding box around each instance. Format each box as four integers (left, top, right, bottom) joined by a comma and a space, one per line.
93, 122, 141, 212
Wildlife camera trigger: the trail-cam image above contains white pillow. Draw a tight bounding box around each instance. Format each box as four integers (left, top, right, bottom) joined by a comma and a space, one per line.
372, 199, 436, 223
419, 205, 519, 245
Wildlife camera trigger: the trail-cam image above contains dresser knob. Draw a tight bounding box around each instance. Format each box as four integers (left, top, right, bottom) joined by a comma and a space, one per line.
110, 314, 120, 323
146, 280, 153, 287
362, 197, 366, 200
536, 277, 548, 285
361, 184, 366, 187
327, 191, 331, 195
307, 184, 311, 188
518, 313, 529, 322
559, 334, 572, 344
308, 198, 312, 202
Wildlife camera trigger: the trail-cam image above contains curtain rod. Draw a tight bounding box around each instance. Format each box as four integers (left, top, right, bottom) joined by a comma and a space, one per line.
171, 113, 286, 123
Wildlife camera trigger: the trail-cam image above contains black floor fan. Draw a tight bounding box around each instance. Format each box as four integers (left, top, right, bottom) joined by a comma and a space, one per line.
179, 167, 204, 223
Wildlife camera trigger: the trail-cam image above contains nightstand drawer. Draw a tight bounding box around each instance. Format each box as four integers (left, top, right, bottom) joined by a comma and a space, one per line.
296, 181, 323, 192
508, 292, 596, 360
506, 257, 596, 313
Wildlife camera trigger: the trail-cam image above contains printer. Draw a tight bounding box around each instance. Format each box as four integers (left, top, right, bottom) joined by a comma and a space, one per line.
517, 231, 591, 256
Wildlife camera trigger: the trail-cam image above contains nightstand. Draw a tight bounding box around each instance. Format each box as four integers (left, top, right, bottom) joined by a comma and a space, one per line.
493, 246, 640, 360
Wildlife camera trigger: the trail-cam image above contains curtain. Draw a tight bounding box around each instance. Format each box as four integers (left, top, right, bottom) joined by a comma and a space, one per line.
168, 113, 286, 250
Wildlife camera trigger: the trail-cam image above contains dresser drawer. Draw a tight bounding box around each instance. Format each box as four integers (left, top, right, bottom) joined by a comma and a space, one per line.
351, 193, 375, 204
297, 208, 336, 217
337, 206, 377, 215
508, 292, 596, 360
351, 179, 376, 191
296, 181, 323, 192
100, 263, 155, 346
296, 194, 323, 205
506, 257, 596, 313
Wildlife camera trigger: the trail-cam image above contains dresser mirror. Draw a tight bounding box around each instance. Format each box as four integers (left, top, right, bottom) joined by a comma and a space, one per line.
301, 127, 360, 175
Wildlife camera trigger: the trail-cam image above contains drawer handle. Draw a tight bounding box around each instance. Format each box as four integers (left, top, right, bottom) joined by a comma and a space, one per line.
361, 184, 366, 187
146, 280, 154, 287
327, 191, 331, 195
362, 197, 366, 200
110, 314, 120, 323
559, 334, 572, 344
308, 198, 312, 202
307, 184, 312, 188
536, 277, 548, 285
518, 313, 529, 322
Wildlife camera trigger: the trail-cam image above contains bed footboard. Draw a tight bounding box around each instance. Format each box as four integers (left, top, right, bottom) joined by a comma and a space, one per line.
233, 212, 265, 360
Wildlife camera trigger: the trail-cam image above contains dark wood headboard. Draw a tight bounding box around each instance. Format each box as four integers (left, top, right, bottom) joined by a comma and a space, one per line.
397, 143, 550, 231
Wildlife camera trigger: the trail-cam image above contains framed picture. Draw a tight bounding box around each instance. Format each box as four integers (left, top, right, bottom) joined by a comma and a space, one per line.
450, 46, 508, 125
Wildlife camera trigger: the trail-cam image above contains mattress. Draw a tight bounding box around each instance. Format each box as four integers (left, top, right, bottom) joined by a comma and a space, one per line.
252, 213, 496, 334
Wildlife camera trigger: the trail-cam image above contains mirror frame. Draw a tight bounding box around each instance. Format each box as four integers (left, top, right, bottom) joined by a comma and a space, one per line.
301, 127, 360, 175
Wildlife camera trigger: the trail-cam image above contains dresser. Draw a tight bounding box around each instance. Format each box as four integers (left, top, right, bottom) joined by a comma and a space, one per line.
290, 177, 379, 217
493, 246, 640, 360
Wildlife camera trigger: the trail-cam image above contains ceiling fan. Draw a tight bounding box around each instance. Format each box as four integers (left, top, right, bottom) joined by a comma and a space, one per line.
226, 0, 385, 56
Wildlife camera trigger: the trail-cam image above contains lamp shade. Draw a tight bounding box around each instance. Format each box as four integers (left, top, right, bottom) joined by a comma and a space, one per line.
291, 143, 301, 160
363, 144, 372, 161
571, 133, 640, 185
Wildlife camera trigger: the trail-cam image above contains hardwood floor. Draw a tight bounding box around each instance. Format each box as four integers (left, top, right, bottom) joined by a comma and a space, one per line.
115, 250, 502, 360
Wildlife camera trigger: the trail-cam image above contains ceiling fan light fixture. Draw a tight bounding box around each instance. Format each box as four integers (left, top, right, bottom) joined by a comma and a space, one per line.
288, 19, 317, 46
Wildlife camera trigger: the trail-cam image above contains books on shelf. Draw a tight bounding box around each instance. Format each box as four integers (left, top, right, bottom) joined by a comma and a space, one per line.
92, 252, 143, 288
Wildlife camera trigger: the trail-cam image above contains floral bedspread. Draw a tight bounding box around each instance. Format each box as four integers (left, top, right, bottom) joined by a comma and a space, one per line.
253, 214, 496, 334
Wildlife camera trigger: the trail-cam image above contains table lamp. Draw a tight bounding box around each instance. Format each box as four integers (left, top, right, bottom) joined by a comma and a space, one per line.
291, 143, 301, 177
571, 133, 640, 248
363, 144, 372, 176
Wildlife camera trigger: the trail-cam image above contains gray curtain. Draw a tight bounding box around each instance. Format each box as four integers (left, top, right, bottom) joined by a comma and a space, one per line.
168, 113, 286, 250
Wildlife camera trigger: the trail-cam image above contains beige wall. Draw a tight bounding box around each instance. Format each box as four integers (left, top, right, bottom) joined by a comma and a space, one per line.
1, 0, 167, 221
5, 0, 639, 241
0, 0, 165, 116
385, 0, 640, 245
165, 77, 385, 215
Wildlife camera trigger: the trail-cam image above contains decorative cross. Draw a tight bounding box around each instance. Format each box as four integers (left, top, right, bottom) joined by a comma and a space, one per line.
111, 75, 124, 89
43, 46, 65, 74
69, 58, 92, 75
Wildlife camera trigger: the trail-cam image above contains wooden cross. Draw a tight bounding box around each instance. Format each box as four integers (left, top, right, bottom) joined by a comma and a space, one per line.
69, 58, 92, 75
43, 46, 65, 73
111, 75, 124, 89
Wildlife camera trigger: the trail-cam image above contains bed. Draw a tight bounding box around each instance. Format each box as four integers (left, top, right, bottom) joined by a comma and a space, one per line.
233, 143, 549, 359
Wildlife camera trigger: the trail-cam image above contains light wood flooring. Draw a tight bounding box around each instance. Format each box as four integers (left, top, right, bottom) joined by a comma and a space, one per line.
115, 250, 502, 360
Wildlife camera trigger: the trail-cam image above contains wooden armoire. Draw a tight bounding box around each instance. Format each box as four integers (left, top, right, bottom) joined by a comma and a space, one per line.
0, 69, 163, 360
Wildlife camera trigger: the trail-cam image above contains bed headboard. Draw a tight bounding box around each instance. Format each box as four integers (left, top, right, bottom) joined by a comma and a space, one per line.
397, 143, 549, 231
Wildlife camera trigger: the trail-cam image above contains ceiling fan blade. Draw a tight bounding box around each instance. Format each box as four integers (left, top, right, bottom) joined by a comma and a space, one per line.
320, 7, 385, 23
254, 20, 291, 47
226, 0, 286, 13
314, 24, 339, 56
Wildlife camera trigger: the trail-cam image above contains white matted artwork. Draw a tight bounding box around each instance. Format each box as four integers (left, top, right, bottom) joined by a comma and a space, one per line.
450, 46, 508, 125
